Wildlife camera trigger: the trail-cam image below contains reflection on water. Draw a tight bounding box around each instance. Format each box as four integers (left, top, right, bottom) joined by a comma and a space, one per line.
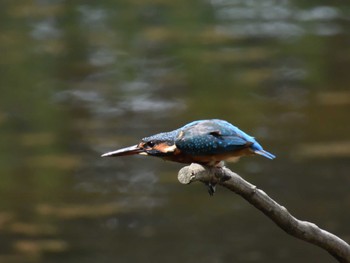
214, 3, 342, 38
1, 0, 350, 262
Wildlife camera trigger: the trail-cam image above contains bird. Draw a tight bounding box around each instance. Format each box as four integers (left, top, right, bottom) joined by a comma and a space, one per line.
101, 119, 275, 166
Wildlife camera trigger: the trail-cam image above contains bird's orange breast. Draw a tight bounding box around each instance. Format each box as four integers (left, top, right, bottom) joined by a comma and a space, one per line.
161, 146, 254, 165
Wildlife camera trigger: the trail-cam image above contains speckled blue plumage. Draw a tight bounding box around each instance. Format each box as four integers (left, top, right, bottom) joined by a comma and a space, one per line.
176, 119, 274, 159
142, 119, 275, 160
142, 129, 179, 144
176, 120, 252, 154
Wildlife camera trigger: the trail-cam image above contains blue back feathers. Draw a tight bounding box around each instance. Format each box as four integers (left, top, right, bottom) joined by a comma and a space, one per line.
142, 119, 275, 160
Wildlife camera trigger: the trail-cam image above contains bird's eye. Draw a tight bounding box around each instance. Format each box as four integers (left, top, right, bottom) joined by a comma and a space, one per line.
147, 141, 155, 147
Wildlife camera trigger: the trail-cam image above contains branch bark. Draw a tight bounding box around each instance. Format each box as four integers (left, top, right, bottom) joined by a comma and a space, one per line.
178, 163, 350, 263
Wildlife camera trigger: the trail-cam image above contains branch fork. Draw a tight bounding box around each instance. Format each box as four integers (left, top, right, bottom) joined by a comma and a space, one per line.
177, 163, 350, 263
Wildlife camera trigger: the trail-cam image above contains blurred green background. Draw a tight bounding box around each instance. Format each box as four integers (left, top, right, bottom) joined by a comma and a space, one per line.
0, 0, 349, 262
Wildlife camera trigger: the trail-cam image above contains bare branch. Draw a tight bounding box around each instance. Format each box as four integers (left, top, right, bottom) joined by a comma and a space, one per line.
178, 163, 350, 263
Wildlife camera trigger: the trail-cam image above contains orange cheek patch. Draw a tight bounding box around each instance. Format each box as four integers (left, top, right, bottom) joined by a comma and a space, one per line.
154, 143, 177, 153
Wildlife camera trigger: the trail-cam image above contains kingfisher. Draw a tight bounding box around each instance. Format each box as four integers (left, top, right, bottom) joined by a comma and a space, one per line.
101, 119, 275, 166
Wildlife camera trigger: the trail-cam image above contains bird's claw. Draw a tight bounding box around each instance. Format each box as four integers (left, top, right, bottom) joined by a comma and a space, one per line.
206, 182, 216, 196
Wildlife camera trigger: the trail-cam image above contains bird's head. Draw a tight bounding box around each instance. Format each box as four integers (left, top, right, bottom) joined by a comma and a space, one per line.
101, 131, 178, 158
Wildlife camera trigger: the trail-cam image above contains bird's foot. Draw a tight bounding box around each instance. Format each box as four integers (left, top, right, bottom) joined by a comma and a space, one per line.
206, 182, 216, 196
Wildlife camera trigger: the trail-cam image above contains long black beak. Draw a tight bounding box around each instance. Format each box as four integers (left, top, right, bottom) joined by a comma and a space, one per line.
101, 145, 145, 157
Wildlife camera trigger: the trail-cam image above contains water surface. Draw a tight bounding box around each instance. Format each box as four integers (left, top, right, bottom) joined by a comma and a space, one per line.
1, 1, 350, 262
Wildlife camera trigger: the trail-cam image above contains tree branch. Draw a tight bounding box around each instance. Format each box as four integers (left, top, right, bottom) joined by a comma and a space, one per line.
178, 163, 350, 263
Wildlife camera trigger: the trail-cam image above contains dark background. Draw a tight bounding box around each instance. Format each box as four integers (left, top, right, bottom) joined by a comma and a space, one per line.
0, 1, 349, 262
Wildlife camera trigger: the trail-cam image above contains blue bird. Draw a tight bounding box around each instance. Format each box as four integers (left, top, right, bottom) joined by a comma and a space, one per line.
101, 119, 275, 166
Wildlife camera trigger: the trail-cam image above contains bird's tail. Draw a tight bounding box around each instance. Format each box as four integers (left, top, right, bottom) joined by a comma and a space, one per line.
254, 150, 276, 160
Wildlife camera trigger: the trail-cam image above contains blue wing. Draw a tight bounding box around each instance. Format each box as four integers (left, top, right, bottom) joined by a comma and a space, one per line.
175, 119, 254, 156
